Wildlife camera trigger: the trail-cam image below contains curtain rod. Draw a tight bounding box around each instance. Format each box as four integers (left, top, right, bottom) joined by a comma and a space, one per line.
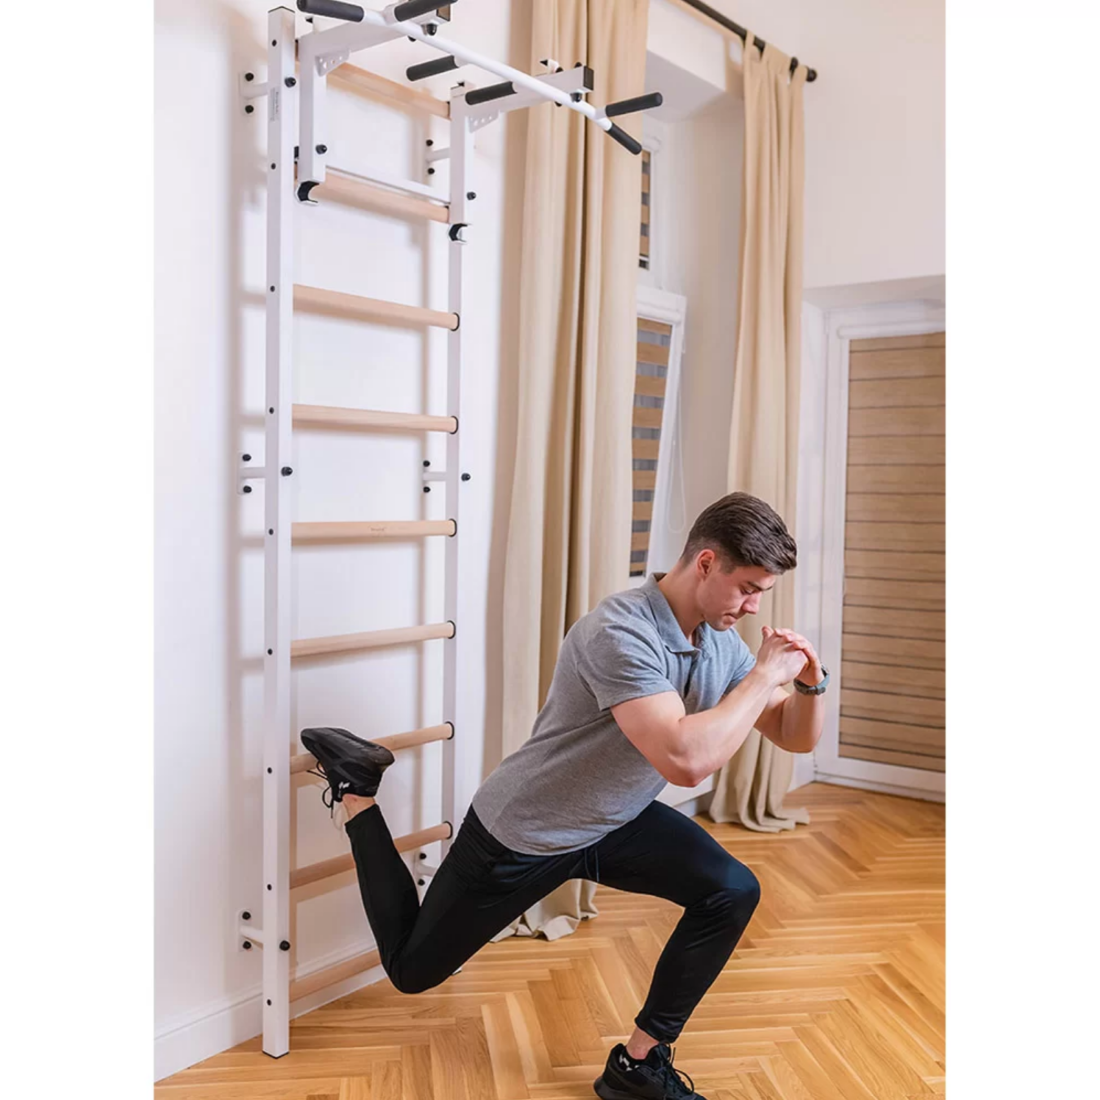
677, 0, 819, 83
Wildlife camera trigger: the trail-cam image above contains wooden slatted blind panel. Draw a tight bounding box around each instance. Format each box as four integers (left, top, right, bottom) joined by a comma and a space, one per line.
631, 317, 672, 576
840, 331, 946, 773
639, 148, 651, 269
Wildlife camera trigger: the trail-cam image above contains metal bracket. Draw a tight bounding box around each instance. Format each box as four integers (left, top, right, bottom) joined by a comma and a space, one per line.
240, 72, 270, 101
467, 110, 501, 133
316, 48, 350, 76
422, 466, 447, 493
239, 909, 264, 951
238, 454, 268, 495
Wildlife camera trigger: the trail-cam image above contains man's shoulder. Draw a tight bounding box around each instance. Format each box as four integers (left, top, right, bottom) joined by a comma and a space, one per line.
580, 585, 655, 631
567, 586, 661, 654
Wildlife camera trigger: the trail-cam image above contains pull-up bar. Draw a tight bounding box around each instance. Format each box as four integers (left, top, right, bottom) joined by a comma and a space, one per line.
295, 0, 661, 155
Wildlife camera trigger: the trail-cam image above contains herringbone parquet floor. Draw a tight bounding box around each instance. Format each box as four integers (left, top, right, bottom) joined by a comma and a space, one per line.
157, 782, 945, 1099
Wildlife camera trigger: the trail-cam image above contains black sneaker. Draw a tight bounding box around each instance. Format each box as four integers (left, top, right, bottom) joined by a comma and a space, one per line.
299, 727, 395, 807
593, 1042, 704, 1100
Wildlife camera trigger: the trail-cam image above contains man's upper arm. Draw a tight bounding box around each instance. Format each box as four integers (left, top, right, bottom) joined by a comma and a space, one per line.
610, 692, 692, 786
754, 685, 790, 748
574, 619, 690, 783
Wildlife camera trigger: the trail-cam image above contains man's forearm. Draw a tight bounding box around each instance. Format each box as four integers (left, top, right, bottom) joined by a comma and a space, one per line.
777, 687, 825, 754
674, 667, 777, 782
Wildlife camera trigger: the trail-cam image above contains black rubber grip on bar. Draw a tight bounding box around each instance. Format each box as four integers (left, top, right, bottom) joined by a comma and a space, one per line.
605, 91, 663, 118
393, 0, 447, 21
407, 55, 459, 82
464, 80, 516, 107
606, 122, 643, 155
296, 0, 364, 21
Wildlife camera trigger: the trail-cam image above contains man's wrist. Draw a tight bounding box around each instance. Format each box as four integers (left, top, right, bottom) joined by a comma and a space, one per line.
794, 664, 830, 695
746, 665, 785, 693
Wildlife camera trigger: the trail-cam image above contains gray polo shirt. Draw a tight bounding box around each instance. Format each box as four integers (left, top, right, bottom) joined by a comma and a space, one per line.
471, 572, 757, 854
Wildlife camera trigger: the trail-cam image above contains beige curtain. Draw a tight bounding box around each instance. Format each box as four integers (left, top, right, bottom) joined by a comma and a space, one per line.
493, 0, 650, 941
708, 40, 811, 833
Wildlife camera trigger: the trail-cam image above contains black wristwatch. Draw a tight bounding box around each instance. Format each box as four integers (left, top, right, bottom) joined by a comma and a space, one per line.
793, 665, 830, 695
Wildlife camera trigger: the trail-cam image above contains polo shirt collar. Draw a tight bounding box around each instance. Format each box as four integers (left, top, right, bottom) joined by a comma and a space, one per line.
643, 573, 704, 655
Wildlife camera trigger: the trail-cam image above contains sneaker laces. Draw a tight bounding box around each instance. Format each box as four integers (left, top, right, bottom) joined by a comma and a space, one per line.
306, 765, 348, 816
657, 1046, 695, 1099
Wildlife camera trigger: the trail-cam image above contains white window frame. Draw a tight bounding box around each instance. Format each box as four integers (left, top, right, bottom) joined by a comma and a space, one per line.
628, 283, 688, 589
811, 299, 947, 803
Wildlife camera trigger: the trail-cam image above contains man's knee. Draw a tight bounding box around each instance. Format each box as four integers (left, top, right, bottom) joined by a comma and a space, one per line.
696, 864, 761, 922
388, 964, 442, 996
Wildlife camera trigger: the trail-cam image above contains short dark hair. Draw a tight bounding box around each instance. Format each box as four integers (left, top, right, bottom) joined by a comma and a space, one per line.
678, 492, 797, 574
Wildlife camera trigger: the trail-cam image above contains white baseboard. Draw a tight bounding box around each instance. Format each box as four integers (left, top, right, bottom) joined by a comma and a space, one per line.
812, 769, 945, 803
154, 941, 386, 1081
790, 753, 816, 791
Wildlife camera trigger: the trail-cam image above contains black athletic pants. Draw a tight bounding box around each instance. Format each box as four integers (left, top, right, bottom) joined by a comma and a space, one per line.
345, 799, 760, 1043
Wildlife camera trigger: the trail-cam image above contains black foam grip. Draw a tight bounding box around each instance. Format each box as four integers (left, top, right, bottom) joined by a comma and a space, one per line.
605, 91, 663, 118
606, 122, 642, 155
407, 55, 459, 81
393, 0, 446, 21
464, 80, 516, 107
296, 0, 364, 22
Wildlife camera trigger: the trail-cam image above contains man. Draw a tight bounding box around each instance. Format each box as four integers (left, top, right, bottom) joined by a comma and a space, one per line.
302, 492, 828, 1100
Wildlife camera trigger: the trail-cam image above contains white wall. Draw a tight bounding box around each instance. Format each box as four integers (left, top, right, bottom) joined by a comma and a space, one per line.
640, 99, 745, 546
155, 0, 530, 1077
650, 0, 945, 292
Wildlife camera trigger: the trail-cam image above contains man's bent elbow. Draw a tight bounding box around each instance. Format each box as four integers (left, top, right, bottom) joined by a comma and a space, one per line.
665, 757, 709, 788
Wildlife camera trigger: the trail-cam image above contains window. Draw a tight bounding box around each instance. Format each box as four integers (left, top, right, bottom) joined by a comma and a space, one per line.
630, 287, 686, 583
630, 314, 672, 576
639, 148, 652, 270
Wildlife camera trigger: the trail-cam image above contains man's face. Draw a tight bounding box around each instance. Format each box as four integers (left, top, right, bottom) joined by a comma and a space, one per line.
696, 552, 778, 630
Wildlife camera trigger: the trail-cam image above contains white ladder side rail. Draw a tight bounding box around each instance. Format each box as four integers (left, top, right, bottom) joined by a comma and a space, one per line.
438, 89, 475, 859
262, 5, 297, 1060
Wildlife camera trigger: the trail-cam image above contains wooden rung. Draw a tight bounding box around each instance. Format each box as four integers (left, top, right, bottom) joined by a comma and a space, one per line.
292, 621, 455, 660
329, 62, 450, 120
290, 948, 381, 1003
293, 404, 457, 434
294, 285, 459, 331
291, 723, 453, 775
312, 173, 449, 224
290, 822, 453, 890
293, 520, 456, 543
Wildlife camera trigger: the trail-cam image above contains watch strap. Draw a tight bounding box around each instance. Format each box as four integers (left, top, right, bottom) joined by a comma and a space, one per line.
794, 665, 829, 695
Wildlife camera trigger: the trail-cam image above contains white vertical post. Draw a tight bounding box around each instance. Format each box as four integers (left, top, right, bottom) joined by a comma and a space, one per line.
440, 93, 474, 855
297, 29, 328, 191
262, 5, 296, 1059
